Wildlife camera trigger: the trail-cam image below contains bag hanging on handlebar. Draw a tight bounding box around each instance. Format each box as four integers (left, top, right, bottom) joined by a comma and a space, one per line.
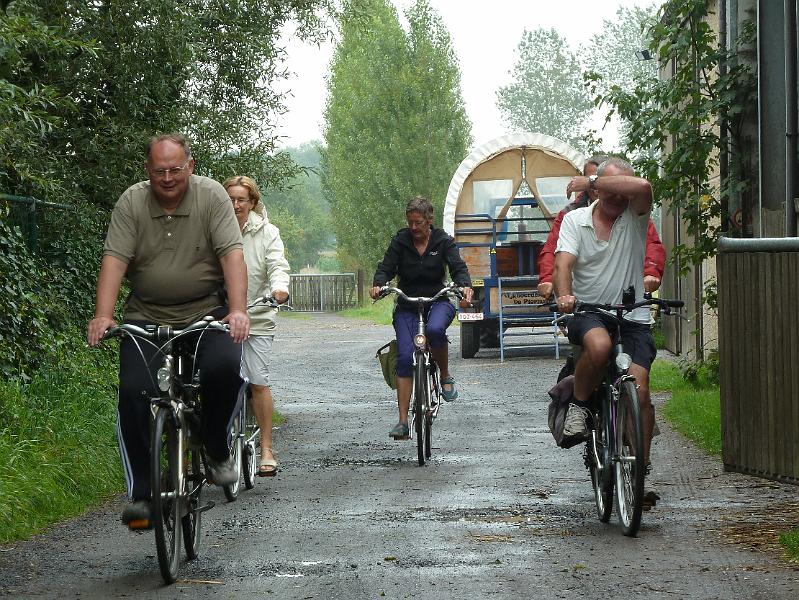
376, 339, 398, 390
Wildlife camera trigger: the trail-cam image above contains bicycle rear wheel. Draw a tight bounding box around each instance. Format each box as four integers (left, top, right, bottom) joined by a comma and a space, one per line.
241, 388, 259, 490
182, 449, 204, 559
589, 392, 613, 523
414, 357, 427, 466
223, 410, 243, 501
615, 379, 645, 536
151, 407, 182, 583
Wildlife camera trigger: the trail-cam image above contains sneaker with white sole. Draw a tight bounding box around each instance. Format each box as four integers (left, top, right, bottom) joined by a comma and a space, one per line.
563, 403, 591, 438
206, 454, 238, 486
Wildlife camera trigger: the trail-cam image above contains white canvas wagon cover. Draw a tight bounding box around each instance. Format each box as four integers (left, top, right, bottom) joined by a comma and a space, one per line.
442, 132, 585, 235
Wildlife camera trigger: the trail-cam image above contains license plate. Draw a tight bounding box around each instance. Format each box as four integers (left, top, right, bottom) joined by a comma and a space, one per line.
458, 312, 484, 321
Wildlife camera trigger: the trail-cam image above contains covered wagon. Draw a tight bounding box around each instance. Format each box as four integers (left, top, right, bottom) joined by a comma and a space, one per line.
443, 133, 585, 359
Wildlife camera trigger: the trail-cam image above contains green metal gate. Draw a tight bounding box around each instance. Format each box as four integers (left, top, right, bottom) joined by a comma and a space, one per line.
1, 194, 72, 257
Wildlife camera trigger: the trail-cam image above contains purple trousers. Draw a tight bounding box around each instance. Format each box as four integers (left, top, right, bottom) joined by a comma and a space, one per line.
393, 301, 455, 377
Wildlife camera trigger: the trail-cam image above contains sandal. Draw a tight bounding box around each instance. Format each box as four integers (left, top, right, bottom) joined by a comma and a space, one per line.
258, 448, 279, 477
441, 376, 458, 402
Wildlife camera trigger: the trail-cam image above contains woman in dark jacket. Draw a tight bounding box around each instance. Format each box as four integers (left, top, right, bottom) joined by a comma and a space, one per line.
370, 196, 473, 439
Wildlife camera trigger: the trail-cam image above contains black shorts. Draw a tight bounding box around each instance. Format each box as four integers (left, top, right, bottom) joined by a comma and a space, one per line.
566, 311, 656, 369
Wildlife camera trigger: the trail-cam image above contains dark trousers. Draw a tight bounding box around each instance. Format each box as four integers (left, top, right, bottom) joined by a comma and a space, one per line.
393, 300, 455, 377
117, 307, 243, 501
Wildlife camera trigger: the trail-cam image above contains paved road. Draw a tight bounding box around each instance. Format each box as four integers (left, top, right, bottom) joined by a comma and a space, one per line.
1, 314, 797, 599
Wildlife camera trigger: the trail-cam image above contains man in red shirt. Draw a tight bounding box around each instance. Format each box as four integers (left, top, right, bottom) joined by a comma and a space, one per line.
537, 156, 665, 299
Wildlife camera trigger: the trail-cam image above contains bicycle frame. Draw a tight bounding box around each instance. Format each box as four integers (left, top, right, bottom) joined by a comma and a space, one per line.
232, 294, 293, 488
410, 302, 441, 423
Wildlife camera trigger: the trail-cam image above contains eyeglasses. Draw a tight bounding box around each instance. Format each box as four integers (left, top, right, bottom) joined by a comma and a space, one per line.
229, 197, 252, 205
149, 158, 192, 179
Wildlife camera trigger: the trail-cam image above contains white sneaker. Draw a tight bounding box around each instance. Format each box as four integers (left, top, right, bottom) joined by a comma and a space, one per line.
207, 454, 238, 486
563, 403, 591, 438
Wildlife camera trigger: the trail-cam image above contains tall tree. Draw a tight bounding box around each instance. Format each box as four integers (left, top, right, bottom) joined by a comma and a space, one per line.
323, 0, 471, 270
582, 4, 659, 150
496, 28, 591, 149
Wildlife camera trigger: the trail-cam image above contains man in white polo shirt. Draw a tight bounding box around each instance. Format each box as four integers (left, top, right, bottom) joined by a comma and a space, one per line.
553, 157, 657, 476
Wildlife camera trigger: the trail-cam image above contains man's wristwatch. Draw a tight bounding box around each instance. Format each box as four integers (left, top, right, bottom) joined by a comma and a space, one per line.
588, 174, 598, 190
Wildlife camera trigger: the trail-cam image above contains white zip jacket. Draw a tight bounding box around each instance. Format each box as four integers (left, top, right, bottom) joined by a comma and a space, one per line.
242, 209, 290, 335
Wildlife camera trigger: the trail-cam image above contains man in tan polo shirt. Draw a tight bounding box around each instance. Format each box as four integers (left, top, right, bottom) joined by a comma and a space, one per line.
87, 133, 249, 527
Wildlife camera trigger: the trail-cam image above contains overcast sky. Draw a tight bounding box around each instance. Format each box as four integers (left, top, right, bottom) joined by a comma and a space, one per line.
274, 0, 659, 150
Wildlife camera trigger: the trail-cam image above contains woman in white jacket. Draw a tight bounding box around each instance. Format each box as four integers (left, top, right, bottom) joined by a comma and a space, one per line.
223, 176, 290, 476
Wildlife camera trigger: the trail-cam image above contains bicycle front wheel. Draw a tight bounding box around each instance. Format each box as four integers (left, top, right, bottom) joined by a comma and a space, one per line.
182, 448, 204, 559
151, 407, 182, 583
425, 365, 441, 460
413, 356, 427, 466
615, 379, 645, 536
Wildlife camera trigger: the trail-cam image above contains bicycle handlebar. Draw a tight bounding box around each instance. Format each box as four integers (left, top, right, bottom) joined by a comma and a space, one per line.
377, 283, 464, 305
548, 296, 684, 324
247, 294, 293, 311
101, 317, 229, 343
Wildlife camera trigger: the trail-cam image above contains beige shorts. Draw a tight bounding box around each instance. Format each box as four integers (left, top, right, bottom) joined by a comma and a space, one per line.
240, 334, 274, 387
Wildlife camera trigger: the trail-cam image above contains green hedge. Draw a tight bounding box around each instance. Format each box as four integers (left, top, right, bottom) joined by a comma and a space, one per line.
0, 203, 107, 381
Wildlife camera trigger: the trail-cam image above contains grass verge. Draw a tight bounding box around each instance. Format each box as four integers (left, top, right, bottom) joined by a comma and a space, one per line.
0, 332, 285, 544
649, 358, 721, 456
780, 530, 799, 562
337, 300, 394, 325
0, 334, 123, 543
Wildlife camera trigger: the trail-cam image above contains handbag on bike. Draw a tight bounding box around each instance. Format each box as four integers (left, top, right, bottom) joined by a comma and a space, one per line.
376, 339, 398, 390
547, 375, 585, 449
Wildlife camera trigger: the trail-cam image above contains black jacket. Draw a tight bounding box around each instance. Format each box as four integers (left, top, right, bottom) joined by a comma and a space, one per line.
372, 227, 471, 306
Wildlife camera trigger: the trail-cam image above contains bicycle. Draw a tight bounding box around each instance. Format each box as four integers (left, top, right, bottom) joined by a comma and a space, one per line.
224, 294, 292, 499
554, 292, 683, 536
376, 284, 465, 466
102, 318, 228, 583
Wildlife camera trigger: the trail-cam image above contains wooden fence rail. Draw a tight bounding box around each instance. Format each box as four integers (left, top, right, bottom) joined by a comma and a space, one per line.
717, 237, 799, 485
289, 273, 357, 312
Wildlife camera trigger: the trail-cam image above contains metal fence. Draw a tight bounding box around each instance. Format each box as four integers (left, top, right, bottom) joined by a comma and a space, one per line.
289, 273, 357, 312
1, 194, 71, 256
717, 237, 799, 485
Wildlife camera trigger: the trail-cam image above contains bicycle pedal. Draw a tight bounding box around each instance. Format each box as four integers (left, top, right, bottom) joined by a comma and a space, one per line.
126, 518, 153, 531
196, 501, 215, 514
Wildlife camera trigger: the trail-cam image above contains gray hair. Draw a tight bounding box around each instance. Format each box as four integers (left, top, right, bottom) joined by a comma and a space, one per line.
597, 156, 634, 176
584, 155, 608, 173
146, 133, 192, 160
405, 196, 434, 221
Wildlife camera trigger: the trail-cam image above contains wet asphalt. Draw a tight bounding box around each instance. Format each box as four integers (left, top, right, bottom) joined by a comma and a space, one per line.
0, 313, 797, 599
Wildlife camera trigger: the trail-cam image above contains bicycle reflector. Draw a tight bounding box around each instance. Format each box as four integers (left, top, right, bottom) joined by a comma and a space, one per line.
157, 366, 171, 392
615, 352, 632, 373
413, 334, 427, 349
